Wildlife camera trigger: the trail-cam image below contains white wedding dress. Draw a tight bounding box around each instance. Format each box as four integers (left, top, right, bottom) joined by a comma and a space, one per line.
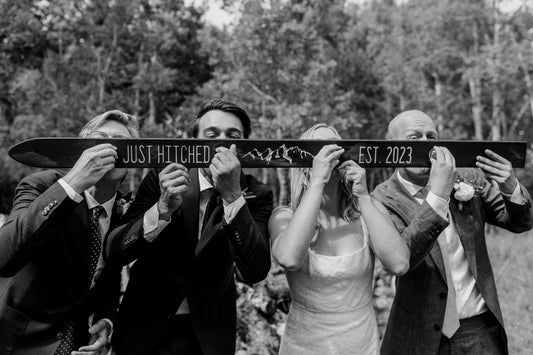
279, 219, 379, 355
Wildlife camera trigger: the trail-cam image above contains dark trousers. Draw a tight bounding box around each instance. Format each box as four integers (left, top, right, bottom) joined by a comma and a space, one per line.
438, 312, 506, 355
150, 314, 203, 355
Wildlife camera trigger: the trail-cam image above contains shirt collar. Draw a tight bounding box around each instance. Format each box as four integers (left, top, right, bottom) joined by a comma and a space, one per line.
198, 170, 213, 192
84, 189, 116, 217
396, 170, 426, 197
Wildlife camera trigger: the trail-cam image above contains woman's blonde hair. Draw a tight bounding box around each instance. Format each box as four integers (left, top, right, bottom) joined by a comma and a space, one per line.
289, 123, 360, 223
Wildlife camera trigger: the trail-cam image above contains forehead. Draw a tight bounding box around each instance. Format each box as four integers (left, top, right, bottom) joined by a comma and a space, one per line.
395, 114, 436, 135
198, 110, 243, 132
97, 119, 132, 136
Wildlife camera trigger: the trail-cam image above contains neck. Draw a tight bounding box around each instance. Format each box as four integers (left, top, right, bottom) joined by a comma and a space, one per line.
398, 168, 429, 186
321, 179, 342, 216
91, 180, 120, 204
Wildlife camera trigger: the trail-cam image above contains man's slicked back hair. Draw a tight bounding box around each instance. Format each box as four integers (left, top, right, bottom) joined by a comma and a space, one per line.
191, 99, 251, 139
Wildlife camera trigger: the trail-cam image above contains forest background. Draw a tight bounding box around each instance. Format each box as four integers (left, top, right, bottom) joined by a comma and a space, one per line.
0, 0, 532, 353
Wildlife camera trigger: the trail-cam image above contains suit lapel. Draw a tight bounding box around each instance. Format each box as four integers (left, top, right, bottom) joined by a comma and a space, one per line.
68, 200, 91, 270
449, 198, 477, 279
385, 173, 448, 282
193, 173, 249, 257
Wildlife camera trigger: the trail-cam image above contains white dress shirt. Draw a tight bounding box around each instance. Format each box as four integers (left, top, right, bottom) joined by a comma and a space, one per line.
396, 172, 525, 318
58, 178, 116, 332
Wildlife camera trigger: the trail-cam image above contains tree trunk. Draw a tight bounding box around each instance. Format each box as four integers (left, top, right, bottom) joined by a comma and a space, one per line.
469, 22, 484, 141
490, 0, 503, 141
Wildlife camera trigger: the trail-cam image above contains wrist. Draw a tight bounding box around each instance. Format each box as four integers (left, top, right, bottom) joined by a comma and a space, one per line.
62, 174, 88, 194
157, 201, 172, 221
500, 178, 517, 196
221, 190, 242, 205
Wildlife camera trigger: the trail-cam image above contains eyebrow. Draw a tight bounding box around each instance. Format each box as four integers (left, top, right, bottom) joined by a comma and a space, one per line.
203, 127, 243, 134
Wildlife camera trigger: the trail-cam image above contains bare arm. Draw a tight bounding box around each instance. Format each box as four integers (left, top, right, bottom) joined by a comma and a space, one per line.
269, 145, 344, 271
359, 197, 409, 275
339, 160, 409, 275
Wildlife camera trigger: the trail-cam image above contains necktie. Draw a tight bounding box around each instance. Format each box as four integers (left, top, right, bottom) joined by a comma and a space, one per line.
414, 185, 431, 200
413, 186, 459, 337
438, 234, 460, 338
55, 206, 104, 355
88, 206, 105, 286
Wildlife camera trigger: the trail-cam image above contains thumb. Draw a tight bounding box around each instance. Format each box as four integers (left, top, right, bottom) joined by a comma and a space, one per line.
229, 144, 237, 156
89, 321, 106, 334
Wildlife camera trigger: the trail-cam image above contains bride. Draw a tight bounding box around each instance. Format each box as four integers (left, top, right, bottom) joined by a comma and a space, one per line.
268, 123, 410, 355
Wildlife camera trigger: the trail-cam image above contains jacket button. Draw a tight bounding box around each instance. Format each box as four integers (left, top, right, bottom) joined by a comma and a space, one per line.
56, 332, 63, 340
439, 292, 446, 299
433, 324, 441, 331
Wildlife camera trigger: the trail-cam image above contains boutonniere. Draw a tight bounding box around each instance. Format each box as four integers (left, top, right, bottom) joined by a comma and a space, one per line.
115, 192, 134, 216
242, 187, 256, 200
453, 177, 481, 210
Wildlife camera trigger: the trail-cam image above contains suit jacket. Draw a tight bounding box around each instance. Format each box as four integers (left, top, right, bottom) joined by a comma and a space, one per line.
0, 170, 122, 355
107, 168, 274, 355
372, 168, 532, 355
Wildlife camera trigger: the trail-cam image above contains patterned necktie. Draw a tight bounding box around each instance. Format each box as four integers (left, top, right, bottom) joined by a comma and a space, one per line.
55, 206, 104, 355
87, 205, 104, 287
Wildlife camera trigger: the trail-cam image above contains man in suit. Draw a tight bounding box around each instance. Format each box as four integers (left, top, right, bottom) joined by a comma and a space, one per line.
106, 99, 274, 355
0, 110, 139, 355
372, 110, 532, 355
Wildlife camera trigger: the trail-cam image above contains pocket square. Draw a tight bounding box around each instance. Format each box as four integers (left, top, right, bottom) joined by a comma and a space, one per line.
242, 187, 256, 199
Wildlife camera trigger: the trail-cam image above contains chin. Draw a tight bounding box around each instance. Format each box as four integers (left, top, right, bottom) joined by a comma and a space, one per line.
103, 169, 128, 182
406, 167, 430, 177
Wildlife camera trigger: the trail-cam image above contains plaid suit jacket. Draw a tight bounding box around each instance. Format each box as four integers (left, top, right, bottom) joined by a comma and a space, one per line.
372, 168, 532, 355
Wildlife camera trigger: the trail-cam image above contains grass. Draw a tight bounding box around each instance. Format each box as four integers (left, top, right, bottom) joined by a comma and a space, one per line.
486, 228, 533, 355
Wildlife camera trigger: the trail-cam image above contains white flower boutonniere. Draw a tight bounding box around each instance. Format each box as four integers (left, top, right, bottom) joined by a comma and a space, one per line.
453, 181, 475, 202
116, 192, 134, 216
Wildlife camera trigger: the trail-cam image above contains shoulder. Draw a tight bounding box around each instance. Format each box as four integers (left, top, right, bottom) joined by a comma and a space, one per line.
17, 170, 63, 192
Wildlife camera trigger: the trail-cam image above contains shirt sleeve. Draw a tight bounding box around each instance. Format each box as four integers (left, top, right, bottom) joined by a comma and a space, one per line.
58, 178, 83, 203
223, 195, 246, 223
501, 179, 526, 205
426, 191, 449, 220
143, 203, 170, 243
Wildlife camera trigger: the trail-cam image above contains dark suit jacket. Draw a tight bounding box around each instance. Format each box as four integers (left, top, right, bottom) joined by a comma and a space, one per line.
0, 170, 122, 355
372, 168, 532, 355
107, 168, 273, 355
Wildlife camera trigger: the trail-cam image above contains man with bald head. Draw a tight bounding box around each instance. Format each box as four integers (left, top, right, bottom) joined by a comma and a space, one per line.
372, 110, 532, 355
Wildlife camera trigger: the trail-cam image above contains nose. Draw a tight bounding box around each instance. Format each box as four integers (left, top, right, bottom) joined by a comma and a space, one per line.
217, 133, 227, 139
419, 135, 429, 141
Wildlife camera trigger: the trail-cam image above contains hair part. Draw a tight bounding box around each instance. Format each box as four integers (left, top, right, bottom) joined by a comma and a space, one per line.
79, 110, 140, 138
191, 99, 251, 138
289, 123, 360, 234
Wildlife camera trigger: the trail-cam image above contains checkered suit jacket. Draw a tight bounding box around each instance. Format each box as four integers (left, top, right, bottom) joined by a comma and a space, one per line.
372, 168, 532, 355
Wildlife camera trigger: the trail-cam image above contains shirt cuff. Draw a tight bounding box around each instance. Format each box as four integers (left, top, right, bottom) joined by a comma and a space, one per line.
501, 179, 526, 205
143, 204, 170, 242
58, 178, 83, 203
426, 191, 449, 219
223, 195, 246, 224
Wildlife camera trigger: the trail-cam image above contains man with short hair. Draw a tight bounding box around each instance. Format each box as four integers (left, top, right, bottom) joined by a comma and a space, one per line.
0, 110, 139, 354
107, 99, 274, 355
372, 110, 532, 355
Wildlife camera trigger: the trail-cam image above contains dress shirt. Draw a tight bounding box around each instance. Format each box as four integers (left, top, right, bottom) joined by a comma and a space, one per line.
58, 178, 116, 332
